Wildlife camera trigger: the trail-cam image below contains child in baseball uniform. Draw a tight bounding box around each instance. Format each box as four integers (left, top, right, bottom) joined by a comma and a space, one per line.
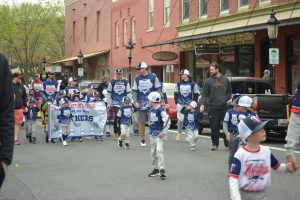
180, 101, 202, 151
229, 116, 293, 200
147, 92, 170, 179
58, 98, 73, 146
116, 97, 134, 149
25, 98, 39, 144
223, 96, 257, 170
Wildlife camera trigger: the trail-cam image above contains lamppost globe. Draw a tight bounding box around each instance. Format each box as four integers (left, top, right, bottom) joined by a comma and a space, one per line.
267, 9, 279, 41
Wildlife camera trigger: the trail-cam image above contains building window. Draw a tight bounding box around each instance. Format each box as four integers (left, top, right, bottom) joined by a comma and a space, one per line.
116, 22, 120, 47
148, 0, 154, 29
182, 0, 189, 20
260, 0, 270, 4
84, 17, 87, 42
123, 19, 127, 45
96, 11, 100, 42
131, 17, 136, 43
164, 0, 170, 26
220, 0, 229, 12
239, 0, 248, 8
199, 0, 207, 17
72, 21, 76, 45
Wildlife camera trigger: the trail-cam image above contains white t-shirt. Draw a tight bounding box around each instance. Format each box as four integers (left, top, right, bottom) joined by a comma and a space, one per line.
229, 145, 281, 192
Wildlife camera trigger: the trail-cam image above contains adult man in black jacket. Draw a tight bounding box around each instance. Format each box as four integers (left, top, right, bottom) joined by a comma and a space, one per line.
199, 62, 232, 150
0, 53, 14, 188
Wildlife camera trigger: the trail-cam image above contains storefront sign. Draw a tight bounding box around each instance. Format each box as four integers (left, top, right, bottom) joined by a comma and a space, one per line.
195, 44, 220, 54
152, 51, 178, 61
269, 48, 279, 65
78, 68, 84, 77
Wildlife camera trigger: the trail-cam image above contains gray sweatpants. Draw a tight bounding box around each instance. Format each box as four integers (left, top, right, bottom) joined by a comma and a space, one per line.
186, 129, 199, 147
228, 134, 239, 170
285, 112, 300, 155
150, 136, 165, 170
26, 120, 37, 138
176, 104, 184, 134
120, 124, 131, 144
240, 190, 267, 200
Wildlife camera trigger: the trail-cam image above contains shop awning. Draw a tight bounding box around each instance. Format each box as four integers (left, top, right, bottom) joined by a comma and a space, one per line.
142, 17, 300, 48
52, 50, 110, 64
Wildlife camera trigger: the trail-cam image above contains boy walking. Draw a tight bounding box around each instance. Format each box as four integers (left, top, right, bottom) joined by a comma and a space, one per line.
180, 101, 202, 151
147, 92, 170, 179
25, 98, 39, 144
223, 96, 257, 169
116, 97, 134, 149
229, 116, 293, 200
58, 98, 72, 146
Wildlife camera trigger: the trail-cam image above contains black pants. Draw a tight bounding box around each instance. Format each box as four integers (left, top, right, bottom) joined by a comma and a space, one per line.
208, 107, 228, 147
0, 161, 5, 188
113, 107, 120, 135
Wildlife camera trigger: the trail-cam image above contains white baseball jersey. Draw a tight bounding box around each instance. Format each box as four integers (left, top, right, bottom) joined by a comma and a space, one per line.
229, 145, 281, 191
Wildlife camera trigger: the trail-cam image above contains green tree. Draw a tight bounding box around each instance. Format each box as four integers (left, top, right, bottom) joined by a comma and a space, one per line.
0, 0, 64, 77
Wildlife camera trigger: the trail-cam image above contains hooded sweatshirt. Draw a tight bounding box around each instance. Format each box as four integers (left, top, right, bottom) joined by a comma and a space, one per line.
199, 74, 232, 109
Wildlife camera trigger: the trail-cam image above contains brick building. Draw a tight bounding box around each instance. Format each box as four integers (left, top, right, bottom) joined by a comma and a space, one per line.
54, 0, 112, 80
111, 0, 181, 83
149, 0, 300, 94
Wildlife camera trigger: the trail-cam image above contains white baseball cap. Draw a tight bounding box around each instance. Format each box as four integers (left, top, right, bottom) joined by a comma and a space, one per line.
179, 69, 190, 75
189, 101, 197, 109
148, 91, 161, 102
233, 96, 253, 108
238, 116, 269, 141
136, 62, 148, 69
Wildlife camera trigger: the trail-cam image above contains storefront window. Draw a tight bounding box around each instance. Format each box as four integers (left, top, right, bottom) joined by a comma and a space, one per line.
195, 54, 211, 87
219, 45, 253, 77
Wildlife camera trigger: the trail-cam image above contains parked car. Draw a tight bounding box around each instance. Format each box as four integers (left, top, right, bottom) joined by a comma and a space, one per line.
164, 83, 177, 128
200, 77, 292, 139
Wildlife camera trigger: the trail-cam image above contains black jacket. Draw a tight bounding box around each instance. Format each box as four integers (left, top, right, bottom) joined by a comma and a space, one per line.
13, 82, 27, 109
0, 53, 14, 165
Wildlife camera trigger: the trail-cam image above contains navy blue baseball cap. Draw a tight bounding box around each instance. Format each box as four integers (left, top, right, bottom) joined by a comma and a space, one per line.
115, 68, 123, 74
123, 96, 131, 103
238, 116, 269, 140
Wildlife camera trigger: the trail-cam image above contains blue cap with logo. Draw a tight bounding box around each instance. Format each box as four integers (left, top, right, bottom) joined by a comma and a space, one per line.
115, 68, 123, 74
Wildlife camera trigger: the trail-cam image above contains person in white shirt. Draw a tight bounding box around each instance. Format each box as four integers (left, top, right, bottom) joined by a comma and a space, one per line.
228, 116, 294, 200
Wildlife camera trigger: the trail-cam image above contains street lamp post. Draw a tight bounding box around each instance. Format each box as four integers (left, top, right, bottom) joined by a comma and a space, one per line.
267, 9, 279, 89
77, 49, 84, 79
126, 39, 134, 84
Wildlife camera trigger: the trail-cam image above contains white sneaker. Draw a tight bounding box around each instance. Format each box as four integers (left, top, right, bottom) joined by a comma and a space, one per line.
140, 142, 147, 147
63, 141, 68, 146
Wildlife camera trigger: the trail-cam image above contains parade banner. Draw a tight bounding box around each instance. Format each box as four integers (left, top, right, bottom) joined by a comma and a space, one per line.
48, 101, 107, 139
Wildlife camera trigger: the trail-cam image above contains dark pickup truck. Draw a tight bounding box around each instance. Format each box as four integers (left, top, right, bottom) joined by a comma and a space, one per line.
200, 77, 292, 139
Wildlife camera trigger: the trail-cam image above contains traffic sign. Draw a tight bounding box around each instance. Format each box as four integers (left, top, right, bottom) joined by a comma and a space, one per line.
78, 68, 84, 77
269, 48, 279, 65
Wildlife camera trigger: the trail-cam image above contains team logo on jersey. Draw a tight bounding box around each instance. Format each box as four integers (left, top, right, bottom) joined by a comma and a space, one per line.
250, 116, 260, 123
33, 83, 43, 92
149, 112, 158, 125
45, 85, 57, 94
63, 109, 71, 117
180, 85, 192, 97
244, 159, 269, 182
231, 114, 238, 126
123, 108, 132, 117
114, 82, 126, 95
138, 79, 153, 94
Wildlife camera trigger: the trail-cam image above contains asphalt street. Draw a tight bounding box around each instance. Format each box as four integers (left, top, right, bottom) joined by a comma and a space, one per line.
1, 123, 300, 200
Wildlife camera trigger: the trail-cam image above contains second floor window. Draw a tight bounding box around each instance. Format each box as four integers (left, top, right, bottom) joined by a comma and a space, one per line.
182, 0, 189, 20
220, 0, 229, 12
164, 0, 170, 25
200, 0, 207, 17
148, 0, 154, 29
116, 22, 120, 47
131, 17, 136, 43
123, 20, 127, 45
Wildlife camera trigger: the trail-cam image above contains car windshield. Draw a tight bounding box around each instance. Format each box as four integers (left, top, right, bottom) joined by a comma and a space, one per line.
231, 81, 273, 94
88, 82, 100, 89
79, 81, 92, 90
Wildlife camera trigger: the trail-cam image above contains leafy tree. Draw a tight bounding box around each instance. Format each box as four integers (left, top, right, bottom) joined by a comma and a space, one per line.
0, 0, 64, 77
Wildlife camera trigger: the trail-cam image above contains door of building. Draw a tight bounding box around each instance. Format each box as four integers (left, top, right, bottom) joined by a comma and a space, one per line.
285, 34, 298, 94
151, 66, 164, 82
